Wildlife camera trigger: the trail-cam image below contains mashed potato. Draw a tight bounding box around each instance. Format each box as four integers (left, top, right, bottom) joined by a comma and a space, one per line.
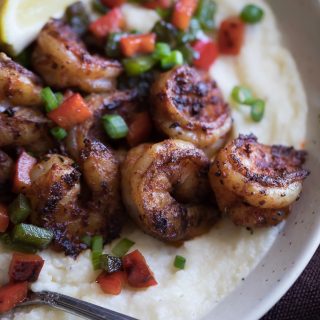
0, 0, 307, 319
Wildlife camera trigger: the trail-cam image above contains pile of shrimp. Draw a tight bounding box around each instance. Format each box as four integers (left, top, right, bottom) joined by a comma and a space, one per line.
0, 19, 308, 256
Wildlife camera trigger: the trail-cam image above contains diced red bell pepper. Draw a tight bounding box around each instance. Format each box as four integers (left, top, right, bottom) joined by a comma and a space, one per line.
101, 0, 125, 8
127, 112, 152, 147
89, 8, 124, 38
9, 253, 44, 283
0, 282, 28, 314
143, 0, 171, 9
0, 204, 9, 233
48, 93, 92, 129
171, 0, 198, 31
122, 250, 157, 288
12, 151, 37, 193
120, 33, 156, 57
192, 39, 219, 69
96, 271, 126, 295
218, 17, 245, 55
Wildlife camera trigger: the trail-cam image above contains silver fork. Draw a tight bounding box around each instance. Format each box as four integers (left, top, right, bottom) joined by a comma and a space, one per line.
13, 291, 138, 320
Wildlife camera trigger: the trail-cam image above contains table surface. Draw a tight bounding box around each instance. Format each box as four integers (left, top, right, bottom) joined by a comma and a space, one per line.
262, 246, 320, 320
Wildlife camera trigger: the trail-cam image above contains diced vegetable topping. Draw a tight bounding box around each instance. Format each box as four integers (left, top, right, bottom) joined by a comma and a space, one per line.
218, 17, 245, 55
174, 255, 186, 269
50, 127, 68, 141
9, 194, 31, 225
240, 4, 264, 24
12, 224, 53, 249
0, 282, 28, 314
143, 0, 172, 9
160, 50, 183, 69
127, 112, 152, 147
250, 99, 265, 122
92, 0, 109, 14
123, 56, 156, 76
192, 39, 218, 69
120, 33, 156, 57
231, 86, 254, 105
96, 271, 126, 295
12, 151, 37, 193
9, 252, 44, 282
100, 254, 122, 273
102, 114, 129, 139
102, 0, 126, 8
122, 250, 157, 288
153, 42, 171, 60
105, 32, 125, 58
81, 235, 92, 247
48, 93, 92, 129
0, 233, 38, 254
41, 87, 60, 113
112, 238, 135, 257
89, 8, 124, 38
65, 1, 90, 35
91, 235, 104, 270
195, 0, 216, 30
0, 204, 9, 233
172, 0, 198, 31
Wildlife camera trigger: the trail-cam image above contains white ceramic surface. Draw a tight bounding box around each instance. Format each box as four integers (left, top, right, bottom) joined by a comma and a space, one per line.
203, 1, 320, 319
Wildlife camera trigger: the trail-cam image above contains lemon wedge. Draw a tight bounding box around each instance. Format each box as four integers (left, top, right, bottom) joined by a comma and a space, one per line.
0, 0, 87, 55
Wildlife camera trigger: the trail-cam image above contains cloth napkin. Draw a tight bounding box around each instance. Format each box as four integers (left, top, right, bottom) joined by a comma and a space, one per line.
262, 246, 320, 320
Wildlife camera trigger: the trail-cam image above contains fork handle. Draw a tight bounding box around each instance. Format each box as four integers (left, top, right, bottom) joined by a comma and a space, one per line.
36, 291, 137, 320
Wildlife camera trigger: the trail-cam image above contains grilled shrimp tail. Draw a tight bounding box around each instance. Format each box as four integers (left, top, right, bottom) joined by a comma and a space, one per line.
122, 139, 218, 242
209, 134, 309, 227
150, 66, 232, 156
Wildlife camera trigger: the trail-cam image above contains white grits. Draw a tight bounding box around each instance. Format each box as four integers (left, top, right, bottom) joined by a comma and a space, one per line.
0, 0, 307, 319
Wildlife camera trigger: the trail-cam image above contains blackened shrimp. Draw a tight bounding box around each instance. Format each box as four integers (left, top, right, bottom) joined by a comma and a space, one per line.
0, 52, 42, 107
209, 134, 309, 228
32, 19, 122, 93
150, 66, 232, 156
0, 150, 13, 184
121, 139, 218, 242
0, 107, 53, 154
27, 139, 124, 256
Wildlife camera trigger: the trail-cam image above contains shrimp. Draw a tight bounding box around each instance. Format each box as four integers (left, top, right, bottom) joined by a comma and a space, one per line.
0, 52, 42, 107
0, 150, 13, 184
150, 66, 232, 157
0, 107, 53, 154
32, 19, 122, 93
209, 134, 309, 228
27, 139, 124, 256
121, 139, 218, 242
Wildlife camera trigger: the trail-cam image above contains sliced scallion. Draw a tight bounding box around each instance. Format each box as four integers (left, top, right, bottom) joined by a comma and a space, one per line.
174, 255, 186, 270
195, 0, 217, 31
91, 235, 103, 270
153, 42, 171, 60
12, 223, 53, 249
0, 233, 38, 253
41, 87, 59, 112
102, 114, 128, 139
9, 194, 31, 224
81, 235, 92, 247
231, 86, 254, 105
50, 127, 68, 141
250, 99, 265, 122
122, 56, 156, 76
161, 50, 184, 69
111, 238, 135, 257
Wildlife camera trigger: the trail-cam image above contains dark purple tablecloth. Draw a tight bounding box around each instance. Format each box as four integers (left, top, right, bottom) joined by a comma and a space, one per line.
262, 246, 320, 320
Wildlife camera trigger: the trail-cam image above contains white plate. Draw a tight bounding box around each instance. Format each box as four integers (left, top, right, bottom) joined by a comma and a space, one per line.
204, 1, 320, 319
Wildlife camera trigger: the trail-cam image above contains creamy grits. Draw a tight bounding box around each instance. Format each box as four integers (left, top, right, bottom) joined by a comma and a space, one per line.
0, 0, 307, 319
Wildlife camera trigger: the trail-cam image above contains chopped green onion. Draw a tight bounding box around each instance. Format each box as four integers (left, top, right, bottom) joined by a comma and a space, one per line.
156, 7, 171, 20
41, 87, 59, 112
105, 33, 125, 58
65, 1, 89, 35
111, 238, 135, 257
91, 235, 103, 270
152, 21, 179, 48
102, 114, 128, 139
174, 255, 186, 270
153, 42, 171, 60
50, 127, 68, 141
240, 4, 264, 24
81, 235, 92, 247
177, 43, 196, 64
100, 254, 122, 273
0, 233, 38, 253
231, 86, 255, 105
92, 0, 109, 14
250, 99, 265, 122
122, 56, 156, 76
55, 92, 64, 105
12, 223, 54, 249
161, 50, 184, 69
177, 19, 201, 44
9, 194, 31, 225
195, 0, 217, 30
